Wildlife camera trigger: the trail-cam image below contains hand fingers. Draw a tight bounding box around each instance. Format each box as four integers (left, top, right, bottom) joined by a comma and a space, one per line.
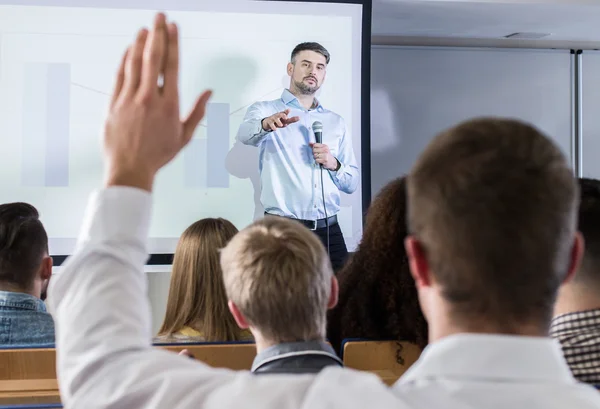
283, 116, 300, 124
163, 22, 179, 97
182, 90, 213, 143
139, 13, 167, 99
110, 47, 129, 108
283, 108, 290, 116
274, 118, 284, 128
269, 121, 277, 132
123, 28, 148, 97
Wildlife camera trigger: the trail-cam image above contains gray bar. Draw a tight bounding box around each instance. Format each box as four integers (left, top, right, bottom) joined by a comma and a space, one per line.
21, 63, 47, 187
45, 63, 70, 187
184, 138, 207, 188
206, 102, 229, 188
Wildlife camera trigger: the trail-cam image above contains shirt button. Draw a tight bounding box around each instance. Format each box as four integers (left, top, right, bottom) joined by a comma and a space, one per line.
315, 184, 317, 188
314, 205, 317, 208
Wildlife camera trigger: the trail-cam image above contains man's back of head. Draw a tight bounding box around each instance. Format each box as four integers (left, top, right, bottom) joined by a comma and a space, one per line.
406, 117, 580, 337
220, 216, 337, 348
557, 177, 600, 302
395, 117, 600, 408
0, 202, 50, 296
551, 177, 600, 385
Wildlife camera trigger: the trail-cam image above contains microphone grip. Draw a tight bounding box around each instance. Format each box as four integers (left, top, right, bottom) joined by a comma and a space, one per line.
315, 131, 322, 145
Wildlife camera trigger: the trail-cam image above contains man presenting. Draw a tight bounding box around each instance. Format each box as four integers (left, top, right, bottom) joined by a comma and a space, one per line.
237, 42, 359, 271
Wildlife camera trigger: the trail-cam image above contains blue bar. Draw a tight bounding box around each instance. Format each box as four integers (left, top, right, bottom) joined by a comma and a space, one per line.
45, 63, 70, 187
206, 102, 230, 188
184, 138, 207, 188
21, 63, 47, 187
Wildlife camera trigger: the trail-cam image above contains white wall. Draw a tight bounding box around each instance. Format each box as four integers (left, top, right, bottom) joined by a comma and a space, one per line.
370, 45, 574, 196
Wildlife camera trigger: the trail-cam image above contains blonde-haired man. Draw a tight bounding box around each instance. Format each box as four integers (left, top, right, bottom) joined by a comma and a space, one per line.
221, 216, 342, 373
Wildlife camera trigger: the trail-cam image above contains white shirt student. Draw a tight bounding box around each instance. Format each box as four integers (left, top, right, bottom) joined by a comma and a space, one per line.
47, 13, 600, 409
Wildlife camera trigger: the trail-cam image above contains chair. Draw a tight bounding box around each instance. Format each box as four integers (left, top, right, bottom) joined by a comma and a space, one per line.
0, 342, 257, 406
341, 339, 422, 385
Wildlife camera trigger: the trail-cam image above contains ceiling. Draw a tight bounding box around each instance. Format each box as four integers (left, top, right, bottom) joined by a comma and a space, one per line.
372, 0, 600, 48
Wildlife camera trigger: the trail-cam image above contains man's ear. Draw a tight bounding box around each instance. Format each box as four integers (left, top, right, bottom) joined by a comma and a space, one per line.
228, 301, 249, 329
405, 236, 432, 288
563, 232, 585, 285
40, 256, 52, 280
287, 62, 294, 77
327, 275, 339, 309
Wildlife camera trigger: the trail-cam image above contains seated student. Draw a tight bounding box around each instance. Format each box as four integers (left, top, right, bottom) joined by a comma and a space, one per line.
156, 218, 252, 342
0, 202, 54, 345
552, 177, 600, 385
327, 176, 427, 354
394, 118, 600, 407
220, 216, 342, 374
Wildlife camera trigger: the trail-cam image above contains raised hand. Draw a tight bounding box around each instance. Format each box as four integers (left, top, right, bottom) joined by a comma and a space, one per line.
104, 13, 212, 191
261, 108, 300, 132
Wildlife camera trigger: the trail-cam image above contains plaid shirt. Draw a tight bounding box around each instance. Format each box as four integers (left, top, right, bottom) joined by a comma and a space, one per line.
550, 309, 600, 385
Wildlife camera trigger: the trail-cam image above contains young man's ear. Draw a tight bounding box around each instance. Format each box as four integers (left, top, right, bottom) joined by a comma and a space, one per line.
228, 301, 249, 329
41, 256, 53, 281
405, 236, 432, 288
327, 276, 339, 310
562, 232, 585, 285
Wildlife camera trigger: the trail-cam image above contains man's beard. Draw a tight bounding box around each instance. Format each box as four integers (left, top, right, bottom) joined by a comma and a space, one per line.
294, 78, 320, 95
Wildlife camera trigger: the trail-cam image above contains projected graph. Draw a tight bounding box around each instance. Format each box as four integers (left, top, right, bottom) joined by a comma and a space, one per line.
184, 102, 230, 188
21, 62, 71, 187
19, 61, 231, 189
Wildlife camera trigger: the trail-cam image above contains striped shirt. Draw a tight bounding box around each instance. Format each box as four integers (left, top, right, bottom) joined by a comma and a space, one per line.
550, 309, 600, 385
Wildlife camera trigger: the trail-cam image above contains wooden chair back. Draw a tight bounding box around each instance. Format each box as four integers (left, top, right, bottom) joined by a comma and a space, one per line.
342, 340, 422, 385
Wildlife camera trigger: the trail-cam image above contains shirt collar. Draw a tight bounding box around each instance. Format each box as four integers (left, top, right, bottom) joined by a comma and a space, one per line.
551, 309, 600, 336
281, 89, 325, 112
0, 290, 48, 312
398, 333, 575, 385
251, 340, 342, 372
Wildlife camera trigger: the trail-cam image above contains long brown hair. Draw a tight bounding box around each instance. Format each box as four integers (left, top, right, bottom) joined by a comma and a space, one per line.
158, 218, 242, 341
327, 177, 428, 353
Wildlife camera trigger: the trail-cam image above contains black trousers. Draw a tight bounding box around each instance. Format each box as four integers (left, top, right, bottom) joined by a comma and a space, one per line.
312, 222, 348, 273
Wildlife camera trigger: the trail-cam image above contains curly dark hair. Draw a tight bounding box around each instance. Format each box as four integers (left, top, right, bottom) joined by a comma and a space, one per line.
327, 176, 428, 353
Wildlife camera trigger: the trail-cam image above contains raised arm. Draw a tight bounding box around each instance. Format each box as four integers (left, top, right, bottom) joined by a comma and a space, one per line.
45, 14, 239, 409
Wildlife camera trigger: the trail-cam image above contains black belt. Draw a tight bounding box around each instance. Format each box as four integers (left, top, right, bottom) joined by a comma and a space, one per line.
265, 213, 338, 231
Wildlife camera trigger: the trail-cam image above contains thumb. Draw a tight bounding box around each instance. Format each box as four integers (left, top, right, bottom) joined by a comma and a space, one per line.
182, 90, 213, 144
283, 108, 290, 116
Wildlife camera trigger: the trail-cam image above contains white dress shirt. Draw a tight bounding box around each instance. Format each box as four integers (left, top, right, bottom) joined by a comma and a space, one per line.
46, 186, 600, 408
237, 89, 359, 220
395, 333, 600, 408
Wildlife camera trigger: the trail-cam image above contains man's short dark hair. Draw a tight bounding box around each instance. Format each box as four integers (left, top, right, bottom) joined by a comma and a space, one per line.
291, 42, 330, 64
408, 118, 578, 331
0, 203, 49, 290
576, 178, 600, 287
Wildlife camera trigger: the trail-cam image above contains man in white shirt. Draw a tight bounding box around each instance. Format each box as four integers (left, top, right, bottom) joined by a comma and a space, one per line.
396, 118, 600, 406
46, 13, 600, 409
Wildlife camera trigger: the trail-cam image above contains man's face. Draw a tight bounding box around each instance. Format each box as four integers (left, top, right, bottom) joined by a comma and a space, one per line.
288, 50, 327, 95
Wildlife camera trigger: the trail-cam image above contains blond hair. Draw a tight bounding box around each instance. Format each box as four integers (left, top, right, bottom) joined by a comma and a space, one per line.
220, 216, 333, 343
158, 218, 243, 341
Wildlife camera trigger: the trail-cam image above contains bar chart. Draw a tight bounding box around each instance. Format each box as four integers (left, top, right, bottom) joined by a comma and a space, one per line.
184, 102, 230, 188
21, 62, 71, 187
20, 61, 230, 189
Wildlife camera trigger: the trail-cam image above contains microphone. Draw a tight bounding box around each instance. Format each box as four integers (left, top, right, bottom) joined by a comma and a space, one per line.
312, 121, 323, 144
